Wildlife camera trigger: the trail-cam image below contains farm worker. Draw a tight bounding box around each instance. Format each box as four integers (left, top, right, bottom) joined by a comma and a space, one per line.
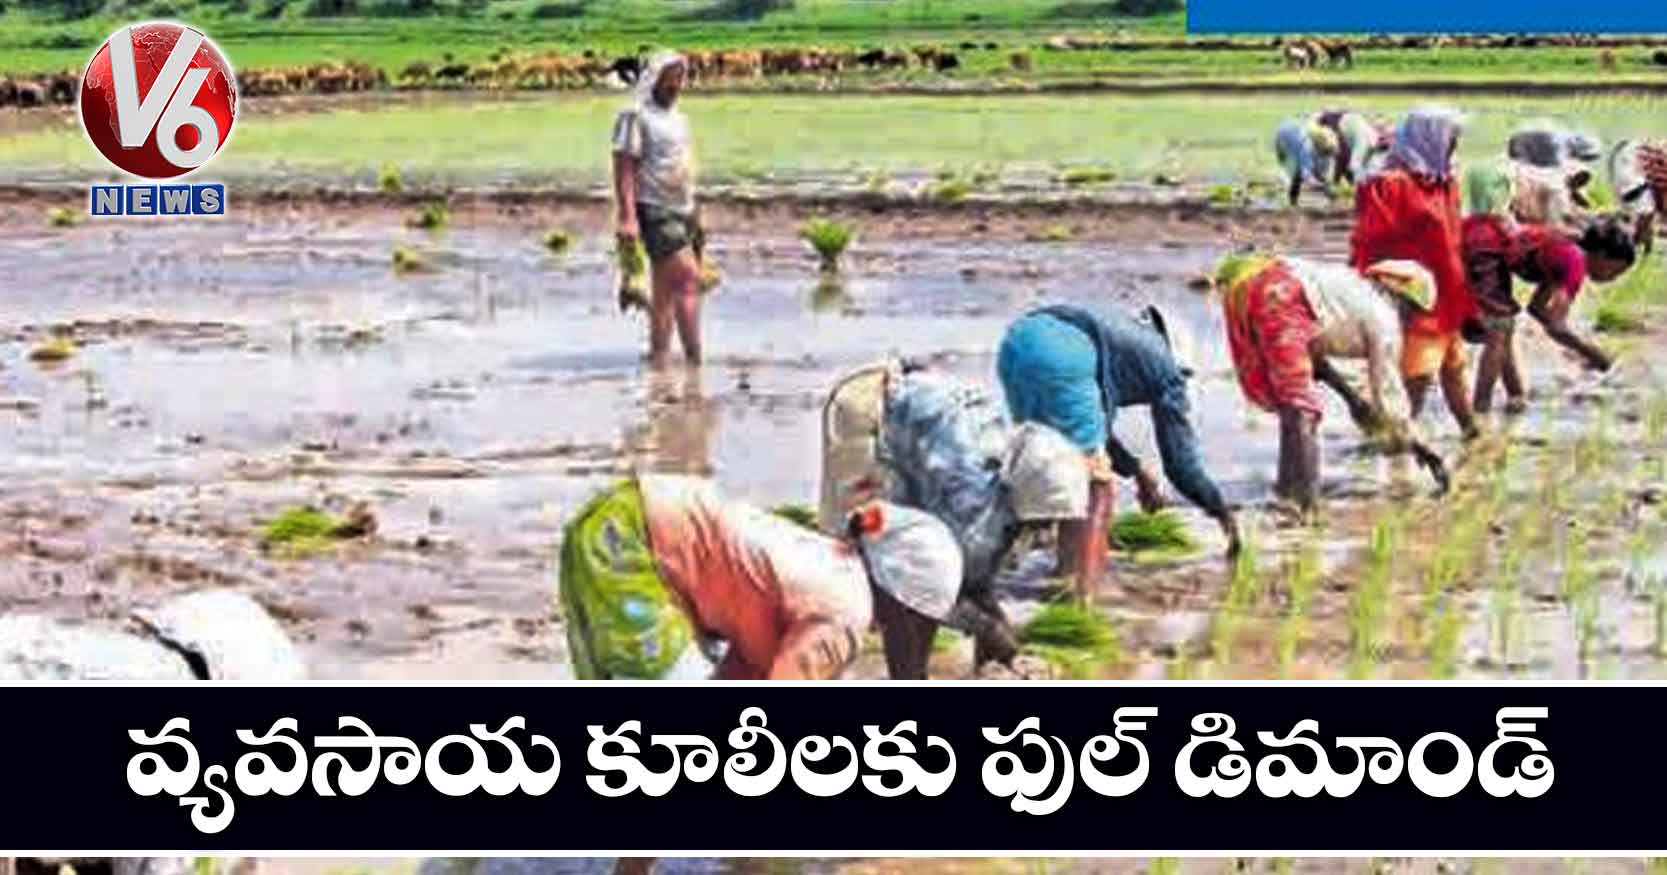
558, 473, 993, 681
1214, 251, 1451, 514
1350, 105, 1482, 441
612, 50, 708, 368
1274, 117, 1340, 206
819, 358, 1083, 663
996, 304, 1243, 597
1507, 122, 1603, 234
1462, 163, 1639, 414
1313, 108, 1392, 186
0, 590, 307, 680
1608, 138, 1667, 254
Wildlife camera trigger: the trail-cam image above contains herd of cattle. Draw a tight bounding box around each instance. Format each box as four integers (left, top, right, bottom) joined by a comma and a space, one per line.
4, 33, 1667, 109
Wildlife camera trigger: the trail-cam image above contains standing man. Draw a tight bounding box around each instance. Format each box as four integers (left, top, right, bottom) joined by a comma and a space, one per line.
612, 51, 706, 368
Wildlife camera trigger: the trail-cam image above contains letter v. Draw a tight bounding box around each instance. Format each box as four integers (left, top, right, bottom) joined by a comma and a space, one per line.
108, 26, 206, 148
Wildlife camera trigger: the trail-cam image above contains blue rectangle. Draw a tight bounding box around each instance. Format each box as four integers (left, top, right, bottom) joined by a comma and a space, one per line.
1189, 1, 1667, 34
192, 183, 225, 216
158, 185, 193, 215
125, 184, 158, 216
89, 185, 123, 216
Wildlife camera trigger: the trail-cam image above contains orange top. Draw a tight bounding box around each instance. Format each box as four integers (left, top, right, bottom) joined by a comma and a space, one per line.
638, 475, 873, 677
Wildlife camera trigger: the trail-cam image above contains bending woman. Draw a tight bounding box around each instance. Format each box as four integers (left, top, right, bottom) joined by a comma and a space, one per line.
1350, 105, 1482, 441
996, 303, 1242, 604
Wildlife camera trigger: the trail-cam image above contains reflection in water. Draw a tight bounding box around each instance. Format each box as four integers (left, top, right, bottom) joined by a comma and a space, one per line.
624, 367, 721, 476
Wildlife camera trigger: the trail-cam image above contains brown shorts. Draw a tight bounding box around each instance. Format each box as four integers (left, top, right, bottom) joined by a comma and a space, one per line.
638, 202, 705, 262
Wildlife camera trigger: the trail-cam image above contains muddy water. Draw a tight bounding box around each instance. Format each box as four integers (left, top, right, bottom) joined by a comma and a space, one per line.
0, 208, 1417, 679
5, 206, 1642, 682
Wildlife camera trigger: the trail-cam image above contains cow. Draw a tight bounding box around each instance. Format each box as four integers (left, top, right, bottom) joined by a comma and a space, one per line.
1324, 40, 1354, 68
0, 78, 17, 108
1599, 49, 1618, 71
1282, 43, 1313, 69
15, 80, 44, 108
1009, 51, 1033, 72
434, 61, 471, 86
609, 55, 643, 85
933, 52, 960, 72
46, 72, 76, 104
1655, 49, 1667, 66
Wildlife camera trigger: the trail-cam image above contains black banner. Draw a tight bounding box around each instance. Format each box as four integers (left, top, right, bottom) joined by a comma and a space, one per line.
0, 683, 1657, 853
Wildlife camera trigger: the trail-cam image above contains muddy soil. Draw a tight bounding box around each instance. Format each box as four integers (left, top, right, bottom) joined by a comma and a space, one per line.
0, 195, 1660, 682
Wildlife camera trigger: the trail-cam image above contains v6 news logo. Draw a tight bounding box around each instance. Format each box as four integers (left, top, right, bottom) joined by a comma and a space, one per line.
79, 22, 236, 217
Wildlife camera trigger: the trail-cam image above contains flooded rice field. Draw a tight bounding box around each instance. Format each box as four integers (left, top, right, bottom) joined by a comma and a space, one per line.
0, 200, 1662, 682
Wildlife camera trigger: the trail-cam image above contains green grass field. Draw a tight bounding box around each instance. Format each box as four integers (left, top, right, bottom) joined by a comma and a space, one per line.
4, 91, 1661, 193
3, 0, 1665, 83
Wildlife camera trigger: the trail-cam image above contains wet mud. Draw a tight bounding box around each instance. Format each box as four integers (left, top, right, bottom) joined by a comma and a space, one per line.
0, 196, 1661, 682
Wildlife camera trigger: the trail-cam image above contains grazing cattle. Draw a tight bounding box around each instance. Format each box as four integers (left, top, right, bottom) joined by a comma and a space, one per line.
1009, 51, 1033, 72
855, 48, 886, 68
434, 61, 471, 86
933, 52, 960, 72
1282, 43, 1313, 69
14, 80, 44, 108
44, 72, 75, 104
984, 41, 998, 50
1655, 49, 1667, 66
1324, 40, 1353, 68
912, 44, 941, 67
1599, 49, 1618, 71
958, 41, 977, 51
608, 55, 642, 85
0, 78, 18, 108
398, 61, 432, 87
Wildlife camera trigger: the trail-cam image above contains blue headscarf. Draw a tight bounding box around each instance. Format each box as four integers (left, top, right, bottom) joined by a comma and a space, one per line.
1385, 106, 1465, 183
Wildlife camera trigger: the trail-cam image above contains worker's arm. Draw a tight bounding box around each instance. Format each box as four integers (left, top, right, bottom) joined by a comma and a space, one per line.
610, 110, 641, 239
1149, 384, 1233, 530
612, 153, 639, 239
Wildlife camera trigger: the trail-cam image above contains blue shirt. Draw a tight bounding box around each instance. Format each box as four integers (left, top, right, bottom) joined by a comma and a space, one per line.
878, 371, 1022, 595
1029, 304, 1230, 519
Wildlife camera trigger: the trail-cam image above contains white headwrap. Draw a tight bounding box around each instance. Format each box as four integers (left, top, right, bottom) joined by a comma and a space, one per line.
633, 50, 687, 109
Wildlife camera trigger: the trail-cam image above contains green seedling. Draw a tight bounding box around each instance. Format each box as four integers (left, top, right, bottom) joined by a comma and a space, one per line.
1274, 541, 1321, 675
1148, 860, 1179, 875
616, 236, 649, 312
927, 178, 970, 203
46, 206, 80, 228
260, 506, 366, 556
1058, 166, 1116, 187
29, 335, 75, 363
799, 217, 857, 273
1020, 601, 1122, 679
1108, 510, 1197, 554
1349, 513, 1399, 678
1208, 183, 1243, 207
378, 162, 403, 194
1209, 525, 1259, 665
1030, 224, 1073, 243
409, 200, 450, 231
392, 244, 430, 274
769, 502, 818, 530
543, 229, 573, 254
932, 627, 962, 654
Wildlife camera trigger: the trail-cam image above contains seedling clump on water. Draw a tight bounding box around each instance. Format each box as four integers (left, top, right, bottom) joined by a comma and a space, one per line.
46, 206, 80, 228
543, 229, 573, 254
29, 335, 75, 363
927, 178, 970, 203
800, 217, 857, 274
1019, 602, 1121, 678
378, 163, 403, 194
1108, 510, 1196, 555
260, 506, 369, 556
1058, 166, 1116, 187
409, 200, 450, 231
392, 245, 429, 274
